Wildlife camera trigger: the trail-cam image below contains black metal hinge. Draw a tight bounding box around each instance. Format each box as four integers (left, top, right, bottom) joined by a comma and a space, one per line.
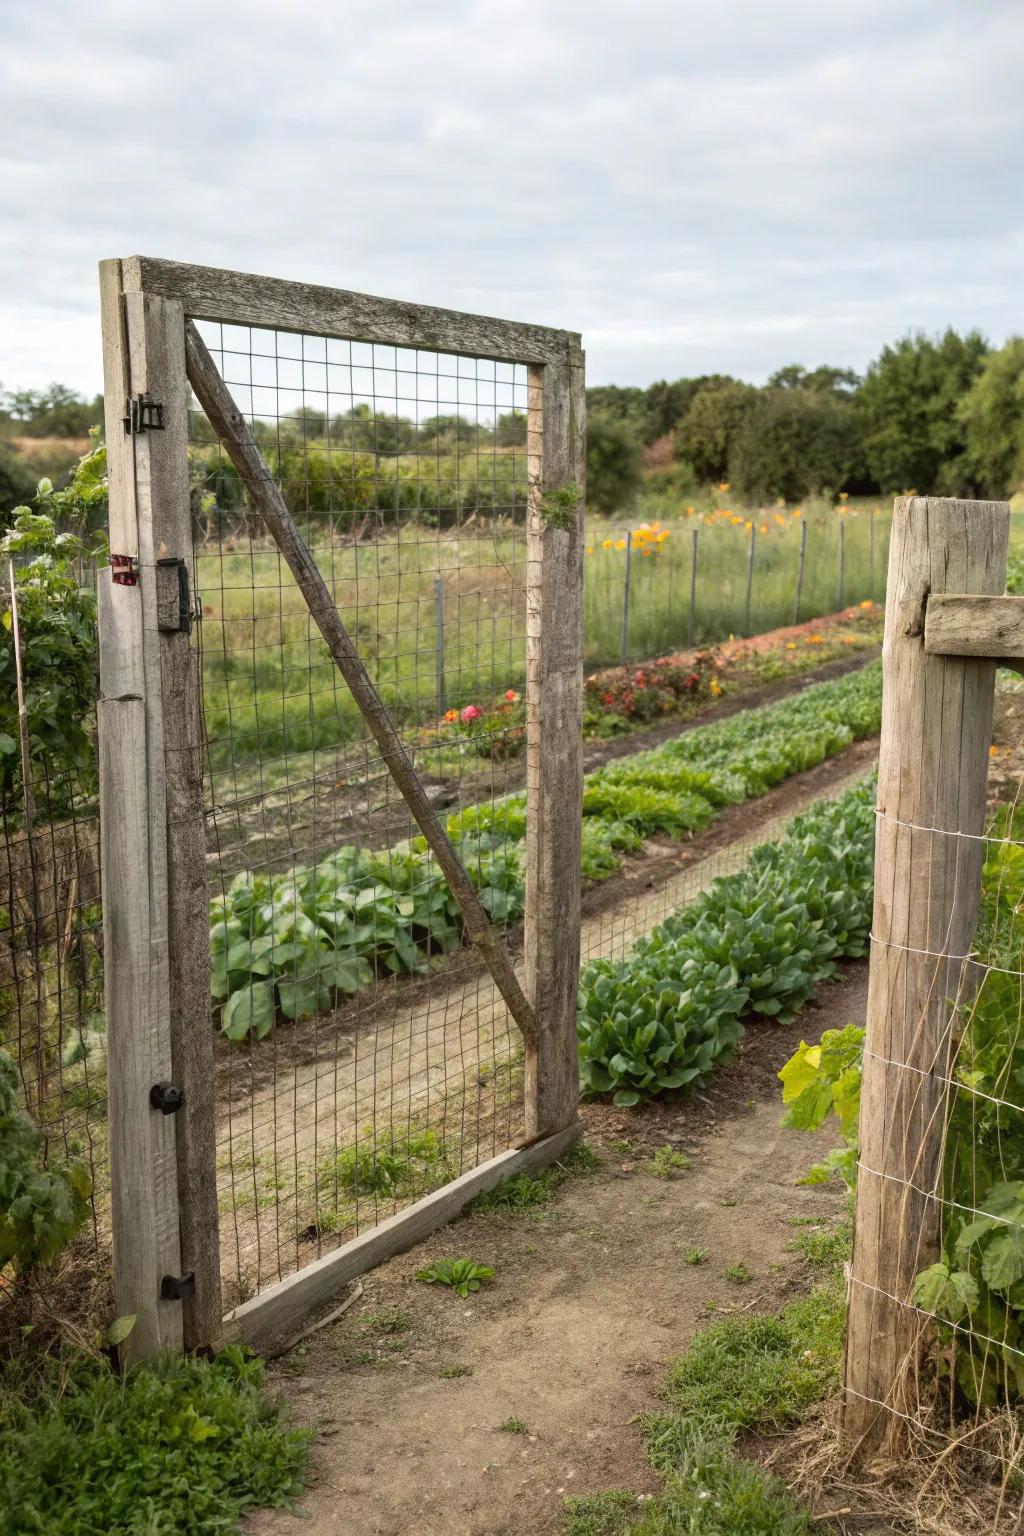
123, 393, 165, 435
161, 1272, 196, 1302
150, 1081, 185, 1114
156, 557, 193, 634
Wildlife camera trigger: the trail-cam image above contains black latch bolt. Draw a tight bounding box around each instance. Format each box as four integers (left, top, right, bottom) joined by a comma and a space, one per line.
150, 1081, 185, 1114
123, 393, 165, 435
161, 1272, 196, 1302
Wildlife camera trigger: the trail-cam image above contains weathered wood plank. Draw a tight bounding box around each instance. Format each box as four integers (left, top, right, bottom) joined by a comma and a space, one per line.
98, 263, 184, 1361
130, 294, 223, 1352
844, 496, 1009, 1455
97, 597, 182, 1360
183, 319, 537, 1047
223, 1125, 581, 1354
121, 256, 579, 364
924, 592, 1024, 659
524, 349, 586, 1137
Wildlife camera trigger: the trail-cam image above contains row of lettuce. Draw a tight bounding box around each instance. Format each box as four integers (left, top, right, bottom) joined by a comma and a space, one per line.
212, 662, 883, 1040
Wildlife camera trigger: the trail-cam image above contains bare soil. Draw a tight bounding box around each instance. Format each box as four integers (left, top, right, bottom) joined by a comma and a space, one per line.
245, 964, 868, 1536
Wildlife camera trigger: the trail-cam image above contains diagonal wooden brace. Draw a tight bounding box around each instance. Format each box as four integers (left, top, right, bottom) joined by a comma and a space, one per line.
184, 319, 538, 1046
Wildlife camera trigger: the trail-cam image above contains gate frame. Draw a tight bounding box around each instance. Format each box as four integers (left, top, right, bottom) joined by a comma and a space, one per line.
97, 257, 585, 1358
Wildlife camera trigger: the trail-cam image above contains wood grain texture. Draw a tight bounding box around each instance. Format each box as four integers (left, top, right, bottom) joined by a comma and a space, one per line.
132, 295, 224, 1352
121, 256, 579, 364
183, 319, 537, 1047
223, 1125, 581, 1354
844, 496, 1010, 1455
924, 593, 1024, 659
98, 263, 184, 1361
523, 349, 586, 1137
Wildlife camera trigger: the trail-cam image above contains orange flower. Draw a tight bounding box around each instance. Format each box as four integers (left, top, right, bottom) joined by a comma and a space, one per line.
614, 538, 627, 551
859, 599, 873, 609
443, 708, 459, 723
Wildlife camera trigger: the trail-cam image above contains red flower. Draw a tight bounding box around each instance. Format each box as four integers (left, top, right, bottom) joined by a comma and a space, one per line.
461, 704, 481, 722
505, 689, 520, 702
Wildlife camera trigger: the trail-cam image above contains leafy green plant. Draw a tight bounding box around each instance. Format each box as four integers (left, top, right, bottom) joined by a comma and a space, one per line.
684, 1247, 708, 1266
438, 1363, 473, 1378
578, 776, 876, 1105
499, 1416, 527, 1433
648, 1147, 690, 1179
415, 1258, 494, 1298
723, 1262, 752, 1285
321, 1129, 444, 1201
0, 1048, 90, 1271
0, 505, 100, 817
778, 1025, 864, 1188
0, 1345, 310, 1534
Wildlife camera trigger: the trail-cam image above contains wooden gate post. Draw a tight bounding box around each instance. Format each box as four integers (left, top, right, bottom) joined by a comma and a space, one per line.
844, 495, 1010, 1452
524, 346, 586, 1137
98, 261, 221, 1356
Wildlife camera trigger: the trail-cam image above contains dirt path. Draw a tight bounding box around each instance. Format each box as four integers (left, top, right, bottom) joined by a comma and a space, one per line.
247, 963, 866, 1536
216, 743, 876, 1302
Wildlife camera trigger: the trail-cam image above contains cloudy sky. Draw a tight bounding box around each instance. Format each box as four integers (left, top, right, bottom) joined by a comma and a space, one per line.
2, 0, 1021, 397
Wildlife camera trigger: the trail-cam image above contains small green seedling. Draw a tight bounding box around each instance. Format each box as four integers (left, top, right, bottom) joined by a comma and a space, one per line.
684, 1247, 708, 1266
415, 1258, 494, 1298
438, 1363, 473, 1378
720, 1196, 738, 1208
498, 1417, 527, 1434
648, 1146, 691, 1179
723, 1262, 752, 1285
360, 1307, 410, 1335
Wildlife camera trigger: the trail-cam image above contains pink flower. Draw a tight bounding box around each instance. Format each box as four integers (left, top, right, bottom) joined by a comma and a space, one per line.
461, 704, 481, 723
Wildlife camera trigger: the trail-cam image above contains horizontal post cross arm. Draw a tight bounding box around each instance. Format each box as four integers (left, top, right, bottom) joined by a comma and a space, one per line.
924, 593, 1024, 665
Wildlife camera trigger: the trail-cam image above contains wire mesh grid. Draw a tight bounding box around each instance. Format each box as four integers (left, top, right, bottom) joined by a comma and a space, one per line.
0, 560, 107, 1264
186, 320, 534, 1302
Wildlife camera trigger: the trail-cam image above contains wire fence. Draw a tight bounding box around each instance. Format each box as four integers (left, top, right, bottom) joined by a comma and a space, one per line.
584, 504, 890, 666
187, 321, 537, 1304
0, 557, 108, 1284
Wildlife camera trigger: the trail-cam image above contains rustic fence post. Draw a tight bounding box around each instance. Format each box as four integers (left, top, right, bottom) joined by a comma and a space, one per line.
524, 347, 586, 1136
687, 526, 698, 648
794, 520, 807, 624
619, 528, 632, 664
743, 522, 757, 636
98, 261, 222, 1356
844, 495, 1010, 1453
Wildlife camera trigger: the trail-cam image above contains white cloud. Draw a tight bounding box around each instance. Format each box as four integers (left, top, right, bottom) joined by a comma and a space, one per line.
1, 0, 1022, 394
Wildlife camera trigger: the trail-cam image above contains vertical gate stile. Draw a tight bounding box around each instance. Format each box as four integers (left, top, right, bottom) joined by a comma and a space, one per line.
97, 263, 184, 1359
524, 347, 586, 1137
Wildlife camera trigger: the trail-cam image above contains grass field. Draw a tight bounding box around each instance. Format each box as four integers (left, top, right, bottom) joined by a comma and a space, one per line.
194, 492, 1024, 780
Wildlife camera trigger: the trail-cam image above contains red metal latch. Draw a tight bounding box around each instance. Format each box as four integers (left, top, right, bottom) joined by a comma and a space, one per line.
111, 554, 140, 587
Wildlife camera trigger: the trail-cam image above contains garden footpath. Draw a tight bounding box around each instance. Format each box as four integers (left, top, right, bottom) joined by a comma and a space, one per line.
247, 965, 862, 1536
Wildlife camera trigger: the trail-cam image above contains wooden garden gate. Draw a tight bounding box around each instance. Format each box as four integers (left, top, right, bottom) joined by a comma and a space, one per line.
97, 258, 585, 1360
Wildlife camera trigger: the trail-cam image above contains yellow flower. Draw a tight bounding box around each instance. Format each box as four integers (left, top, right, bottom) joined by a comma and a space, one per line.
989, 745, 1000, 758
805, 634, 824, 645
586, 546, 594, 556
686, 504, 695, 515
614, 538, 626, 551
774, 513, 787, 527
759, 523, 769, 534
859, 599, 873, 609
744, 520, 753, 532
792, 508, 802, 519
718, 481, 730, 492
709, 679, 722, 696
785, 642, 797, 650
601, 538, 613, 550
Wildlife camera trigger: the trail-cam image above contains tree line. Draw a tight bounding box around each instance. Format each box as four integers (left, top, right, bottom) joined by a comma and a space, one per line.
585, 329, 1024, 511
4, 327, 1024, 518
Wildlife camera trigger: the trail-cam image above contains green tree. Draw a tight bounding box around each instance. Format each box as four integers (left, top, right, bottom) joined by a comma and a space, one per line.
960, 338, 1024, 496
1, 383, 103, 439
586, 412, 644, 514
730, 387, 861, 501
0, 446, 38, 521
676, 378, 758, 484
494, 409, 526, 447
856, 329, 989, 494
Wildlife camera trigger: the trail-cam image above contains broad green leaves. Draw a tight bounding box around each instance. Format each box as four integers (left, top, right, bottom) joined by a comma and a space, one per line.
578, 778, 877, 1108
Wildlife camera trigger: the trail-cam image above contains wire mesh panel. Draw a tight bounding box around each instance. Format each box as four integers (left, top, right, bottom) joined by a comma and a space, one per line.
0, 550, 107, 1295
186, 321, 534, 1302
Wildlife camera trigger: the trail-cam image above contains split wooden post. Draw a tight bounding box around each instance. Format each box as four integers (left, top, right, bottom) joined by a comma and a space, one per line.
524, 350, 586, 1136
98, 262, 221, 1357
844, 495, 1010, 1453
